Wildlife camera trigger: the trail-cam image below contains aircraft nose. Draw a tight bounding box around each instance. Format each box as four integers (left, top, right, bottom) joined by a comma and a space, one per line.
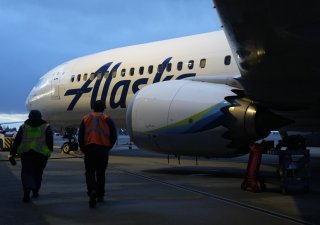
25, 89, 34, 111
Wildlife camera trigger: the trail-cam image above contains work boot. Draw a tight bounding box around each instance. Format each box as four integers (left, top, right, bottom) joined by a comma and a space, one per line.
89, 190, 97, 208
23, 189, 31, 203
32, 190, 39, 198
97, 196, 104, 203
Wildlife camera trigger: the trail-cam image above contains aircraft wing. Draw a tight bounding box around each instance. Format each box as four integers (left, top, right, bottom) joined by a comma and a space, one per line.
213, 0, 320, 110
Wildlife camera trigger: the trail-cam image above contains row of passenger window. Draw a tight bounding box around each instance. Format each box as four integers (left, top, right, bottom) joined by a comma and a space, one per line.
70, 56, 231, 83
71, 59, 205, 83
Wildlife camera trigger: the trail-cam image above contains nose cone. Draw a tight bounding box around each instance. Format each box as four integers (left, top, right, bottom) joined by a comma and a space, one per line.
25, 88, 35, 111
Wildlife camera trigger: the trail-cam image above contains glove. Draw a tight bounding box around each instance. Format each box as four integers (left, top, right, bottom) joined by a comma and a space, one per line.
8, 156, 16, 166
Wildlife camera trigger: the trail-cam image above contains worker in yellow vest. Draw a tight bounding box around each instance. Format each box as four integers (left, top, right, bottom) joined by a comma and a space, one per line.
78, 100, 117, 208
9, 110, 53, 203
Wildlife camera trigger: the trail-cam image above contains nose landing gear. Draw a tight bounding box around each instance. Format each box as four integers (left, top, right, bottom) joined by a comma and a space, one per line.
61, 128, 78, 154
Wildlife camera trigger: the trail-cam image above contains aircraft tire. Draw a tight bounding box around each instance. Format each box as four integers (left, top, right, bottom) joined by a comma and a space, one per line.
62, 142, 71, 154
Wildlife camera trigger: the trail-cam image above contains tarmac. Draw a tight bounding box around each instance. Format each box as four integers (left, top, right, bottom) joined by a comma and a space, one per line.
0, 143, 320, 225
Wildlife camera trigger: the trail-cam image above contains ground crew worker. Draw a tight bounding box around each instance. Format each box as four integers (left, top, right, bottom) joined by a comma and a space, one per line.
9, 110, 53, 203
78, 100, 117, 208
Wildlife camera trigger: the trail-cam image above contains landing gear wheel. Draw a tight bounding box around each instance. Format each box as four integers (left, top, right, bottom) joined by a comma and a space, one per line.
62, 142, 71, 154
61, 142, 78, 154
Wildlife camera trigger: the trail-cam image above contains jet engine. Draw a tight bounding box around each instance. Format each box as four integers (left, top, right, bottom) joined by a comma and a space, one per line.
126, 80, 289, 157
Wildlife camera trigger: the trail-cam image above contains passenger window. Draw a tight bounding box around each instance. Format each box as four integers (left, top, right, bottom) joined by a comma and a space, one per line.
148, 65, 153, 74
139, 66, 144, 75
121, 69, 126, 77
166, 63, 172, 72
157, 64, 163, 73
83, 73, 88, 81
97, 72, 102, 80
177, 61, 183, 71
130, 68, 135, 76
90, 73, 95, 80
200, 58, 206, 68
112, 70, 117, 78
77, 74, 81, 82
188, 60, 194, 69
224, 55, 231, 65
104, 71, 109, 78
71, 75, 75, 82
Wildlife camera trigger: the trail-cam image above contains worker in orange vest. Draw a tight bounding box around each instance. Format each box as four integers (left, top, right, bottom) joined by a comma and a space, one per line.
78, 100, 117, 208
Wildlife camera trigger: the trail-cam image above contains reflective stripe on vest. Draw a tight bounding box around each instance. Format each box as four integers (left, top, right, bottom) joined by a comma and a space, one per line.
83, 112, 111, 147
18, 123, 51, 157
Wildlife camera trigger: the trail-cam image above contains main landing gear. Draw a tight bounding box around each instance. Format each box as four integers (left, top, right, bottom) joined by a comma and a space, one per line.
61, 128, 78, 154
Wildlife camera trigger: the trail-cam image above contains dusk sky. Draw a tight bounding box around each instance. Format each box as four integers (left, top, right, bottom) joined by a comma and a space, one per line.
0, 0, 221, 124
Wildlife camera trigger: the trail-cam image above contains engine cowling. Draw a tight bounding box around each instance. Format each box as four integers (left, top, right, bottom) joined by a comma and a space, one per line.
126, 80, 288, 157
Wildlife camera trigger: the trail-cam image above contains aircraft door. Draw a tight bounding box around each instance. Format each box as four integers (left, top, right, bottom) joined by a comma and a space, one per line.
51, 75, 60, 100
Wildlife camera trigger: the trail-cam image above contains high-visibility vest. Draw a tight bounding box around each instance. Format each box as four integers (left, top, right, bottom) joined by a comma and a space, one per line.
83, 112, 111, 147
18, 123, 51, 157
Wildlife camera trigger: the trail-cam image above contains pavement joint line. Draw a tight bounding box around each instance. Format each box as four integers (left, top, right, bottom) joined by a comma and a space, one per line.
112, 167, 314, 225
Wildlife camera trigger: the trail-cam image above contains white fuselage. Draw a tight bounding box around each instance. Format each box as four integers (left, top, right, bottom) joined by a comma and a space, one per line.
26, 31, 239, 129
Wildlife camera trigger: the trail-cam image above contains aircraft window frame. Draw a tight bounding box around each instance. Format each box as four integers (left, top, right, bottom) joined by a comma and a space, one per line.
200, 58, 206, 68
224, 55, 231, 65
90, 73, 95, 80
139, 66, 144, 75
177, 61, 183, 71
104, 71, 109, 78
112, 70, 117, 78
166, 63, 172, 72
71, 75, 75, 82
157, 64, 163, 73
77, 74, 81, 82
148, 65, 153, 74
130, 67, 135, 76
83, 73, 88, 81
188, 60, 194, 70
121, 69, 126, 77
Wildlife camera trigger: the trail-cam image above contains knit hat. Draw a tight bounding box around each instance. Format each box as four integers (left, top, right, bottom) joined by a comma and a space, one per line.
28, 110, 42, 120
93, 100, 106, 112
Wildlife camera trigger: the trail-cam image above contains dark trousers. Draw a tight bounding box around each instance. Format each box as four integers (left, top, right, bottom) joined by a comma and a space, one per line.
21, 151, 48, 192
84, 145, 109, 197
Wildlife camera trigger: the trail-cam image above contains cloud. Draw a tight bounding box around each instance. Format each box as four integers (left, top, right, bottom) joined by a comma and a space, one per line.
0, 113, 27, 126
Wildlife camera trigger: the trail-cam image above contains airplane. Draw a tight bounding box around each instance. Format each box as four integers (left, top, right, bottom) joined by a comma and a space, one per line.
26, 0, 320, 157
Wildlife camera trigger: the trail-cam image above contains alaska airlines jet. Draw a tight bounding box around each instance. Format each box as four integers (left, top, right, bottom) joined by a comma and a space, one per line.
26, 0, 320, 157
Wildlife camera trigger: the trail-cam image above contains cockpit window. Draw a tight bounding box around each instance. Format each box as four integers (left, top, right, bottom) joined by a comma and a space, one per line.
35, 76, 50, 89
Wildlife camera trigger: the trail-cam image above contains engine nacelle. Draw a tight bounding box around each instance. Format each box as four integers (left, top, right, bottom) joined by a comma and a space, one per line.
126, 80, 289, 157
126, 80, 236, 157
